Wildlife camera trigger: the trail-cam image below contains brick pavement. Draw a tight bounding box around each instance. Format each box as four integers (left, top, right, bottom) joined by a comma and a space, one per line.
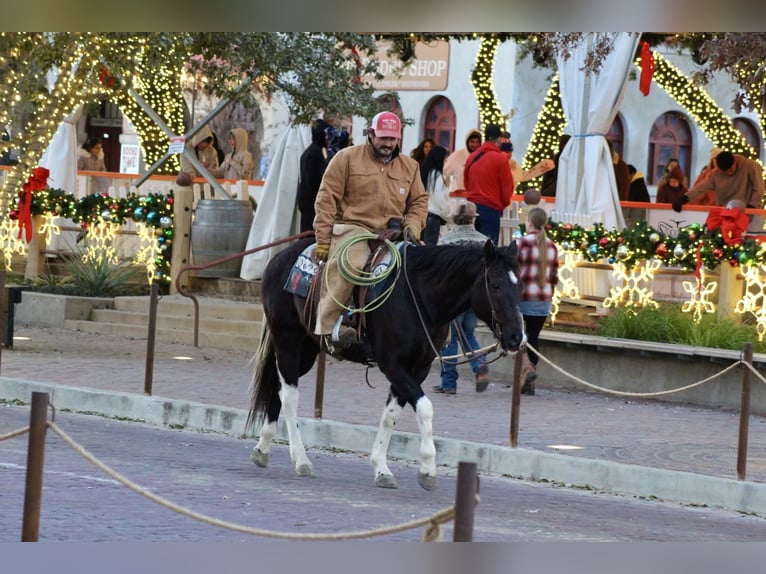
2, 324, 766, 484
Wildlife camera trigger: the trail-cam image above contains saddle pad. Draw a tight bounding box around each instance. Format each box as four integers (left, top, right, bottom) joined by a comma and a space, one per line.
283, 242, 402, 298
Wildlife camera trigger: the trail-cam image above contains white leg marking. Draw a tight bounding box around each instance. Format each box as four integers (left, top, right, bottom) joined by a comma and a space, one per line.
254, 420, 277, 455
370, 399, 403, 484
414, 395, 436, 479
277, 367, 313, 476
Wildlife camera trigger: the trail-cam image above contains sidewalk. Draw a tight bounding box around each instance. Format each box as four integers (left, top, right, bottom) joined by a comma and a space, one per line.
2, 324, 766, 514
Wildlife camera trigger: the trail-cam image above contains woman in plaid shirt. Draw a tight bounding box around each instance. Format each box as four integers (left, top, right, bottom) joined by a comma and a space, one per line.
516, 207, 559, 395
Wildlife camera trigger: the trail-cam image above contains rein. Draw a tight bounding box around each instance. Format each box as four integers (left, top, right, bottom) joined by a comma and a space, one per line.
403, 244, 507, 370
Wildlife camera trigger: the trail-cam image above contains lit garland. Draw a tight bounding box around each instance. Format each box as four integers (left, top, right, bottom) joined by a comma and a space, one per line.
24, 188, 175, 283
471, 35, 506, 129
545, 219, 764, 272
519, 73, 565, 192
639, 51, 760, 165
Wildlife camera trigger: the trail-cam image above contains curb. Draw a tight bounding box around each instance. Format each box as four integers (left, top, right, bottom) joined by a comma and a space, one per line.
3, 377, 765, 516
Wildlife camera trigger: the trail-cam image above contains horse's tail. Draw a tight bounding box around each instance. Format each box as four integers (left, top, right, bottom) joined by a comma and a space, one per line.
246, 319, 280, 430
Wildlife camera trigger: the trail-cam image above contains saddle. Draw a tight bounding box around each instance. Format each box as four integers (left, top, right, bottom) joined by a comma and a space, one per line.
284, 232, 403, 347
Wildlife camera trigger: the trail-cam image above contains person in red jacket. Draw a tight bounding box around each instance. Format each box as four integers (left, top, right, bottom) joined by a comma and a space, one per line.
463, 124, 514, 244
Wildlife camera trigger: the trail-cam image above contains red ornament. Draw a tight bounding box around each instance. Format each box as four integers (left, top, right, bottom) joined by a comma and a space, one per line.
713, 248, 724, 259
599, 237, 609, 247
639, 41, 654, 96
616, 236, 625, 244
655, 243, 668, 257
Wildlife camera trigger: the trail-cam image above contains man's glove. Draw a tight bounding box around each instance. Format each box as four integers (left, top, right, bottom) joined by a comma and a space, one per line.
671, 195, 689, 213
313, 243, 330, 263
403, 224, 421, 243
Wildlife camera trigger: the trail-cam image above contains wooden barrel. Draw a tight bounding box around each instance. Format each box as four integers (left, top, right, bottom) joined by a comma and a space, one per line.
191, 199, 254, 277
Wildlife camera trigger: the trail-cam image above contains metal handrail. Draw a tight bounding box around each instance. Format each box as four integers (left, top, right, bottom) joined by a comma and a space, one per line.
174, 230, 315, 346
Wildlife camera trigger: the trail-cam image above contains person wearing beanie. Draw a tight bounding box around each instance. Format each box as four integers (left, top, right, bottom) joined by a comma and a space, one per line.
656, 164, 688, 205
689, 147, 722, 206
463, 124, 514, 244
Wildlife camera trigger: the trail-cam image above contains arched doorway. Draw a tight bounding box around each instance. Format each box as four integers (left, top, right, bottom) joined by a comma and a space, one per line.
423, 96, 456, 152
647, 112, 692, 185
85, 100, 123, 173
733, 117, 762, 160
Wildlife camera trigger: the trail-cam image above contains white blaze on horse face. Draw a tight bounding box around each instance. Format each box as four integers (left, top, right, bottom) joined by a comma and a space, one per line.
507, 269, 518, 284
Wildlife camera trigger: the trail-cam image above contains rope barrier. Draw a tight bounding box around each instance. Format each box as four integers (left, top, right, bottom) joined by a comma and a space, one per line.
47, 421, 475, 541
0, 426, 30, 441
740, 361, 766, 385
526, 342, 745, 397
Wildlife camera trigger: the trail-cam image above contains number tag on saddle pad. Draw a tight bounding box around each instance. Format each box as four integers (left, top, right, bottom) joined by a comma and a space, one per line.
283, 243, 402, 298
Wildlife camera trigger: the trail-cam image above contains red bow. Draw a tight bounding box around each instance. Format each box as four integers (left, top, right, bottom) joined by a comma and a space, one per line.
704, 206, 749, 246
639, 41, 653, 96
16, 167, 50, 243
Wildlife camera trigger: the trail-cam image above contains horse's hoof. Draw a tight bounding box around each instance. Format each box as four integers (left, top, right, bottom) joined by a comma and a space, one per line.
296, 463, 314, 477
375, 474, 399, 489
250, 448, 269, 468
418, 472, 438, 491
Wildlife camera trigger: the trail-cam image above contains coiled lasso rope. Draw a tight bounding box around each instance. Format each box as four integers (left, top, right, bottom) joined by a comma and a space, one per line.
325, 231, 401, 313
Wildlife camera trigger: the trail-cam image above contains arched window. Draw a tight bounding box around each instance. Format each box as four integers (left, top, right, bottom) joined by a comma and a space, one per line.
423, 96, 456, 153
606, 114, 625, 159
733, 117, 762, 160
647, 112, 692, 185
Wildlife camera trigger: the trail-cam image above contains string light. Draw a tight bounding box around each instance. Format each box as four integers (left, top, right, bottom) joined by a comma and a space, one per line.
681, 267, 718, 322
735, 263, 766, 340
602, 260, 661, 310
470, 35, 508, 130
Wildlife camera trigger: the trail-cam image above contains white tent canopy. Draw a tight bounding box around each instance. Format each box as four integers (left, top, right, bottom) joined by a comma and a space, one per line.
555, 33, 640, 230
240, 124, 310, 280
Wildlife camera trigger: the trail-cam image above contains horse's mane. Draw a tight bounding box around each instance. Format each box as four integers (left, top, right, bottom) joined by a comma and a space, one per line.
402, 244, 484, 283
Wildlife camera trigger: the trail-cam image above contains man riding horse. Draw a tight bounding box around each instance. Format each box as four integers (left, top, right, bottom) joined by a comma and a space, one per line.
312, 111, 428, 350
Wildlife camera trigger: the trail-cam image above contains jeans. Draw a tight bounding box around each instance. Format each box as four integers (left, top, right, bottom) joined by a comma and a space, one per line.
440, 311, 486, 390
473, 203, 501, 245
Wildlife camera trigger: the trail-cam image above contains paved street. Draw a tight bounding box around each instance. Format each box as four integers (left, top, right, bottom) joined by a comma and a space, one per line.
3, 405, 766, 542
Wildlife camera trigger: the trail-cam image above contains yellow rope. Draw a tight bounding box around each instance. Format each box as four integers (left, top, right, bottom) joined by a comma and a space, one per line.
0, 426, 30, 441
47, 421, 472, 541
324, 232, 401, 313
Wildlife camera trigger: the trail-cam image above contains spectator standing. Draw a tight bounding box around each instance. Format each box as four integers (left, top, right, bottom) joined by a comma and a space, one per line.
607, 139, 631, 201
77, 136, 110, 194
673, 150, 764, 231
443, 129, 482, 197
297, 119, 330, 232
540, 134, 571, 197
312, 111, 428, 349
421, 145, 453, 245
464, 124, 514, 244
499, 131, 554, 190
657, 158, 688, 189
179, 125, 219, 178
213, 128, 254, 181
688, 147, 721, 206
624, 164, 650, 228
432, 201, 491, 395
656, 164, 688, 205
516, 206, 559, 396
210, 131, 226, 166
410, 137, 435, 172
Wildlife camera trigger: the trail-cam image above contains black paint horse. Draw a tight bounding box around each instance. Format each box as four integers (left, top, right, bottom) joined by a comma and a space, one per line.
247, 237, 526, 490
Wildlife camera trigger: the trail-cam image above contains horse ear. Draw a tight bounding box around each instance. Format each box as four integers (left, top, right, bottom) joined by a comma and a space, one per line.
483, 238, 497, 262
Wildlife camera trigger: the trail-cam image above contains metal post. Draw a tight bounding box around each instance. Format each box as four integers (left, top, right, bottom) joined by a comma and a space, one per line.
144, 283, 159, 395
0, 268, 5, 371
314, 351, 326, 419
509, 349, 524, 447
22, 392, 49, 541
737, 343, 753, 480
453, 461, 478, 542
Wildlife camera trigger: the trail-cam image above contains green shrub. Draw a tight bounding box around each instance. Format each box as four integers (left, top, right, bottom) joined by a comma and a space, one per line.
594, 303, 766, 353
63, 255, 137, 297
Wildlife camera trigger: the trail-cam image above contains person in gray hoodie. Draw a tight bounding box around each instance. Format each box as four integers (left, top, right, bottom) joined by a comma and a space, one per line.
213, 127, 254, 181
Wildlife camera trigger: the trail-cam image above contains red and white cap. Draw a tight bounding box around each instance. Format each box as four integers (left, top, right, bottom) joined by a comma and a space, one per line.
369, 111, 402, 139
